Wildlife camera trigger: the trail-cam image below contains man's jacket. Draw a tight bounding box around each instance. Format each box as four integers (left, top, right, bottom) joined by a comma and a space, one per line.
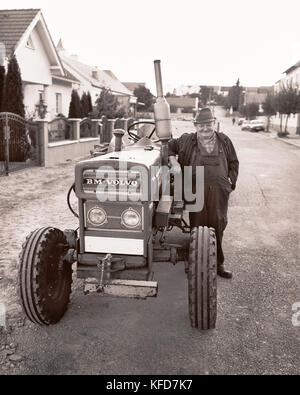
168, 131, 239, 189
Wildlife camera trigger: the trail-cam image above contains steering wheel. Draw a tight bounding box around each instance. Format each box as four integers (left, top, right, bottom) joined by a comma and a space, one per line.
127, 121, 156, 142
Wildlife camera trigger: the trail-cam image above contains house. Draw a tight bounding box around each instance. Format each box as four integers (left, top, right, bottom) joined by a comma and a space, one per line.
218, 86, 231, 97
0, 9, 79, 120
244, 86, 274, 105
0, 9, 136, 120
272, 60, 300, 134
166, 96, 197, 113
57, 42, 135, 114
277, 61, 300, 91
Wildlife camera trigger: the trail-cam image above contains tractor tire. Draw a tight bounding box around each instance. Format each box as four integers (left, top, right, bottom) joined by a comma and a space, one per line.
188, 226, 217, 330
18, 227, 72, 325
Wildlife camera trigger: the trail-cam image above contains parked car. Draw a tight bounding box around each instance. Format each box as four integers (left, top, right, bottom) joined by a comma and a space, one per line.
248, 120, 265, 132
238, 117, 246, 126
241, 120, 251, 130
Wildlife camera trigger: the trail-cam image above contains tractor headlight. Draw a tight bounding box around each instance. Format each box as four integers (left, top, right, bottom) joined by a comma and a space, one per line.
121, 208, 141, 228
87, 207, 107, 226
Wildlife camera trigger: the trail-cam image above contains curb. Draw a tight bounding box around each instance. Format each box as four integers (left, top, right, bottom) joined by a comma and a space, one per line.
258, 131, 300, 149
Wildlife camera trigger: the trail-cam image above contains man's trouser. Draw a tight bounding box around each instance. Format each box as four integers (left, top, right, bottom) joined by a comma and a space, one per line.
189, 184, 230, 266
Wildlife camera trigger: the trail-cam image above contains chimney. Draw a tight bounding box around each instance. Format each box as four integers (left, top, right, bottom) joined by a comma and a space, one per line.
92, 67, 99, 80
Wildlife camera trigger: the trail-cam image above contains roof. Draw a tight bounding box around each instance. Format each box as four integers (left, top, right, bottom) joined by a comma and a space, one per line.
122, 82, 146, 92
59, 53, 133, 96
52, 67, 80, 83
0, 9, 40, 56
283, 60, 300, 75
103, 70, 118, 80
220, 86, 231, 92
166, 97, 196, 108
0, 9, 78, 83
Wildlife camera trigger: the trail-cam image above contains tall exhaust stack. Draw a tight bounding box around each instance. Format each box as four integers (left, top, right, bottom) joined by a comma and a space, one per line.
153, 60, 172, 166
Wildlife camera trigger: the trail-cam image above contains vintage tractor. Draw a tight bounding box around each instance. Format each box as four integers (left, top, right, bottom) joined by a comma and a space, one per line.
18, 61, 217, 330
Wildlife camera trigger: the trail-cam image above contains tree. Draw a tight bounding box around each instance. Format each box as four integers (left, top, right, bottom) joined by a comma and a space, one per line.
275, 82, 300, 134
262, 94, 276, 132
133, 85, 154, 112
227, 78, 243, 111
2, 56, 29, 160
68, 89, 82, 118
91, 88, 125, 119
0, 65, 5, 112
87, 91, 93, 114
247, 103, 259, 119
239, 102, 259, 119
199, 86, 211, 105
80, 92, 89, 118
2, 55, 25, 116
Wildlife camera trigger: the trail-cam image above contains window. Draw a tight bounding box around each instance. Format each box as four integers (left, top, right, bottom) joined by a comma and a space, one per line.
56, 93, 62, 114
26, 35, 35, 50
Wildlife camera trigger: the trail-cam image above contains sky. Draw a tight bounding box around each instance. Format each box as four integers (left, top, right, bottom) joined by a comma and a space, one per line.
1, 0, 300, 94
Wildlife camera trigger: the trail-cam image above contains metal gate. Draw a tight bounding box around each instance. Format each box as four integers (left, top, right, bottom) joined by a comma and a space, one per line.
0, 112, 41, 176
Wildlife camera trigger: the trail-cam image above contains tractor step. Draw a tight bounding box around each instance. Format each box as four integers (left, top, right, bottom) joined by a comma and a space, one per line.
83, 278, 158, 299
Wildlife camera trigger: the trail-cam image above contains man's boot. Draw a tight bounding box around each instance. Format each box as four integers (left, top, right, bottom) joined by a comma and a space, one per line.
217, 264, 232, 279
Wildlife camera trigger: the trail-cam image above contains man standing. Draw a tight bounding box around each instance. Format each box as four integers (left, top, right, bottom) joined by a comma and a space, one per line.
168, 107, 239, 278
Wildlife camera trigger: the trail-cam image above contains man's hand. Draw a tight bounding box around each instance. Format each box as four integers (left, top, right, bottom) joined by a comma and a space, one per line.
169, 156, 181, 176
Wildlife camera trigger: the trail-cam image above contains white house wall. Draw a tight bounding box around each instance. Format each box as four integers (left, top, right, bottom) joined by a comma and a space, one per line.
16, 24, 52, 86
23, 83, 44, 118
48, 79, 73, 119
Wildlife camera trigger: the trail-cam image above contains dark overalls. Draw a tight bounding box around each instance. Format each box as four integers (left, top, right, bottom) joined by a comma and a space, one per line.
189, 139, 232, 266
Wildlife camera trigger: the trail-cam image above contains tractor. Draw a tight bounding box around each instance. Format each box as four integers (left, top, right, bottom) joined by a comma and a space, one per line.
18, 61, 217, 330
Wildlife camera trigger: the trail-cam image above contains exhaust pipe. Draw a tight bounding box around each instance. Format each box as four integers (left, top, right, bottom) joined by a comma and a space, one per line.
153, 60, 172, 166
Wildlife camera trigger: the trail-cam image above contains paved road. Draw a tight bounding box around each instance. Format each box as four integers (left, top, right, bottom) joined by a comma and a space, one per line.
0, 108, 299, 374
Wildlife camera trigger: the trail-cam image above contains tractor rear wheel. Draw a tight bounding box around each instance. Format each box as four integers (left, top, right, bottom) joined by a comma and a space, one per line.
188, 226, 217, 330
18, 227, 72, 325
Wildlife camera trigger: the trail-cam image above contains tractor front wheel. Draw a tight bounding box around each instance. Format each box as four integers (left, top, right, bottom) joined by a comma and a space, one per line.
188, 226, 217, 330
18, 227, 72, 325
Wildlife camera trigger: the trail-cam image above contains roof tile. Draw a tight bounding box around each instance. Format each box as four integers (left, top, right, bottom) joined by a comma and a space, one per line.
0, 9, 40, 56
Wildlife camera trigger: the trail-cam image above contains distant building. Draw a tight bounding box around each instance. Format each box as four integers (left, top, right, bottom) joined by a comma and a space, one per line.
218, 86, 231, 97
272, 60, 300, 135
174, 85, 200, 96
57, 42, 135, 114
244, 86, 274, 105
275, 60, 300, 92
166, 96, 197, 113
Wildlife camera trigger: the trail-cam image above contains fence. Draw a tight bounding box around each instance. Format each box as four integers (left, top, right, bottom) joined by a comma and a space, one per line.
0, 112, 41, 176
0, 114, 136, 174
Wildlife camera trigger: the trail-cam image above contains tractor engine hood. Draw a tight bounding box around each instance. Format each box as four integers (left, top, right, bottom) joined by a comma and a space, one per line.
75, 146, 162, 201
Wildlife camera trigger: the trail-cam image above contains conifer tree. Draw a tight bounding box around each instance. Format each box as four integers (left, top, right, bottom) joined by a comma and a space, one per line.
2, 56, 25, 116
87, 91, 93, 114
68, 89, 82, 118
80, 92, 88, 118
